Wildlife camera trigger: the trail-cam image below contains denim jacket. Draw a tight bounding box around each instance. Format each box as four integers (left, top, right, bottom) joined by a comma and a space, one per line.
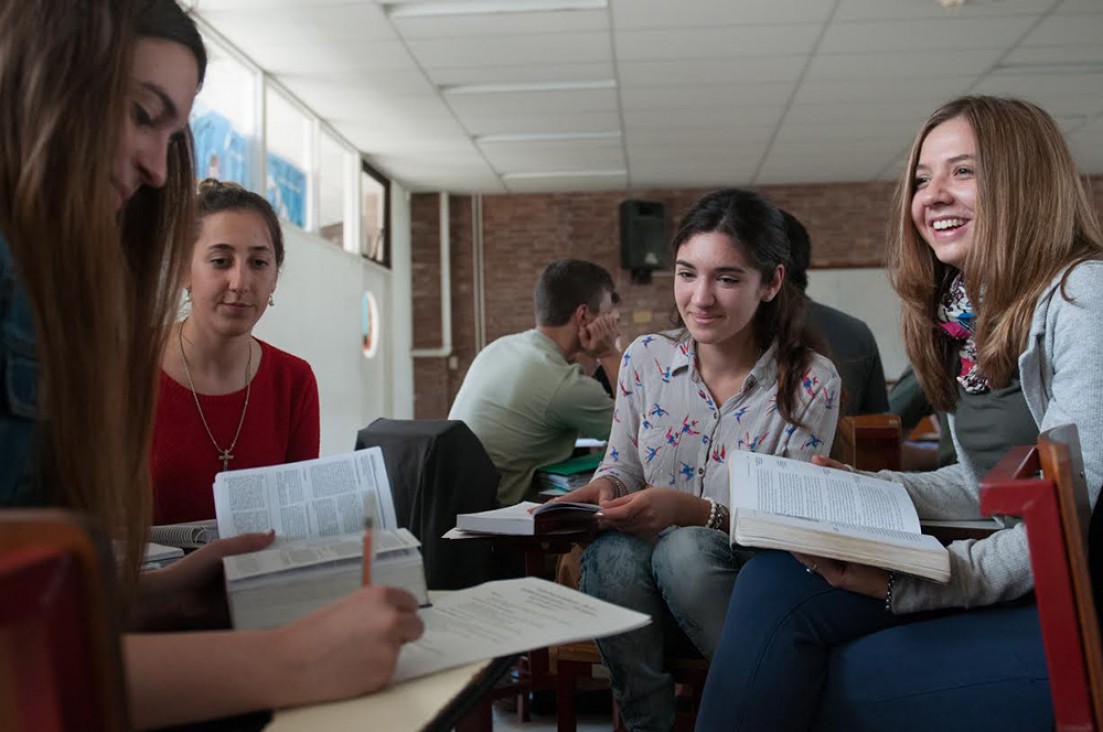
0, 232, 41, 506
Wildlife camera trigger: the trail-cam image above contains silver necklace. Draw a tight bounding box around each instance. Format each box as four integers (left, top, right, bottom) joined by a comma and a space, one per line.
178, 317, 252, 472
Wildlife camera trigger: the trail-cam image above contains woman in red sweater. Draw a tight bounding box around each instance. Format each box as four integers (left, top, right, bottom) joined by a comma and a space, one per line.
152, 178, 320, 523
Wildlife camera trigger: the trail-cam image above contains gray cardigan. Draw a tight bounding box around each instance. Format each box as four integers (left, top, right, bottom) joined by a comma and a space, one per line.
886, 261, 1103, 613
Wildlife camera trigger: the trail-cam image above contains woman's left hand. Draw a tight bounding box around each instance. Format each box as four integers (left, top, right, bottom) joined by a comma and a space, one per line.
792, 552, 890, 600
597, 488, 705, 536
133, 531, 275, 631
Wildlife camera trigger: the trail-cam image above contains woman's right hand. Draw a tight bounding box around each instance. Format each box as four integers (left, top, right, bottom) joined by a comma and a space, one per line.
273, 585, 424, 706
552, 477, 618, 506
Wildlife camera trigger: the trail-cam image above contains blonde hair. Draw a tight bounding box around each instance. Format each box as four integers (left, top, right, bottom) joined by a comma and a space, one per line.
0, 0, 198, 596
889, 96, 1103, 412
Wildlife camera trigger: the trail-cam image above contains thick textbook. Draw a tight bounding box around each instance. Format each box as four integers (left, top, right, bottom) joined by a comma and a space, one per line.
728, 452, 950, 582
214, 449, 429, 629
454, 500, 600, 536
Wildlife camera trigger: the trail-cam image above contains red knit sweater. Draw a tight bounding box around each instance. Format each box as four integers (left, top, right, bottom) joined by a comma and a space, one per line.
151, 339, 320, 524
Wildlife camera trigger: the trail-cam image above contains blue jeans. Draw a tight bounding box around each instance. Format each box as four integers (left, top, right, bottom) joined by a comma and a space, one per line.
695, 551, 1053, 732
580, 527, 745, 732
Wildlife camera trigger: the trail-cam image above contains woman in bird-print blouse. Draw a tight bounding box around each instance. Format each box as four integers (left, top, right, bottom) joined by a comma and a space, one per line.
555, 188, 840, 732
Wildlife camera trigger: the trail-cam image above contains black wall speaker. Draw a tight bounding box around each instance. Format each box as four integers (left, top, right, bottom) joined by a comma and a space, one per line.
620, 200, 668, 282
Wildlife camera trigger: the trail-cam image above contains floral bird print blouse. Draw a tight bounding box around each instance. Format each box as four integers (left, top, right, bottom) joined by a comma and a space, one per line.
595, 331, 842, 504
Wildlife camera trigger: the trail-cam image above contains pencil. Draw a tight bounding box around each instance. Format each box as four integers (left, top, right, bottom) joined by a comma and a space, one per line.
362, 498, 375, 585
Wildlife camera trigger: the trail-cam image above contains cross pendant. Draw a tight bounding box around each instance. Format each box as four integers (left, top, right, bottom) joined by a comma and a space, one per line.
219, 450, 234, 471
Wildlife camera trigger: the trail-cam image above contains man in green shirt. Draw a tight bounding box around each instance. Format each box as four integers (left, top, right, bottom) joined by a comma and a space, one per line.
449, 259, 622, 506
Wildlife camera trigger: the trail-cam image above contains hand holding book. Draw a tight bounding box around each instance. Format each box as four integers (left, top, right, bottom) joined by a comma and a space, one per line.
792, 552, 892, 600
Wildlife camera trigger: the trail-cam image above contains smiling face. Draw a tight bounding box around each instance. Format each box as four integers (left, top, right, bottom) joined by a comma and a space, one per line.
112, 38, 199, 209
674, 232, 782, 351
186, 209, 279, 338
910, 116, 978, 270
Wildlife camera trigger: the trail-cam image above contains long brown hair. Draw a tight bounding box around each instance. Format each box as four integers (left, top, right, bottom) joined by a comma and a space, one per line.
0, 0, 201, 594
889, 96, 1103, 412
669, 188, 816, 426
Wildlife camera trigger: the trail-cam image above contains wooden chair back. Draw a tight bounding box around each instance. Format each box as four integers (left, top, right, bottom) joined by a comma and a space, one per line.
979, 425, 1103, 731
0, 510, 128, 732
831, 414, 902, 472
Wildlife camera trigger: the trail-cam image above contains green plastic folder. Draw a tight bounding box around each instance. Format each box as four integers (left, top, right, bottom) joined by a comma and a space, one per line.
536, 452, 603, 476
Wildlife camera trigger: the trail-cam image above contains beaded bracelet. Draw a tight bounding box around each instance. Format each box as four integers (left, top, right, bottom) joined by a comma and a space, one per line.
603, 475, 629, 498
884, 570, 897, 613
704, 497, 719, 529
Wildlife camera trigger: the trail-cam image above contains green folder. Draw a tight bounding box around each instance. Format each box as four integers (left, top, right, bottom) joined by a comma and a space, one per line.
536, 452, 603, 476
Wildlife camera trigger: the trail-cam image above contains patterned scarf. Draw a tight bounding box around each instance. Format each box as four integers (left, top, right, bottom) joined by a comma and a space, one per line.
937, 273, 990, 394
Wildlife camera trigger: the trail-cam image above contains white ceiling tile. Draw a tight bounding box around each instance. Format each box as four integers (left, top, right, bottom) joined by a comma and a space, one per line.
782, 100, 942, 126
623, 106, 785, 128
484, 144, 625, 172
971, 74, 1103, 118
195, 0, 364, 8
242, 41, 419, 74
806, 48, 1005, 79
199, 5, 396, 45
835, 0, 1052, 21
615, 25, 822, 61
427, 62, 615, 86
1000, 44, 1103, 66
820, 16, 1037, 54
457, 111, 622, 136
626, 127, 775, 146
1066, 132, 1103, 174
504, 176, 629, 193
631, 170, 756, 188
408, 32, 610, 69
618, 57, 808, 87
1055, 0, 1103, 12
277, 72, 437, 98
1021, 13, 1103, 45
446, 88, 618, 117
620, 82, 795, 109
391, 9, 608, 38
793, 77, 974, 104
611, 0, 836, 28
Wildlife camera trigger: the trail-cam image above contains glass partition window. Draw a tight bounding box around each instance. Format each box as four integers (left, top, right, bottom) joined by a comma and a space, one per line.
265, 87, 310, 229
361, 166, 388, 267
189, 44, 256, 188
319, 130, 352, 248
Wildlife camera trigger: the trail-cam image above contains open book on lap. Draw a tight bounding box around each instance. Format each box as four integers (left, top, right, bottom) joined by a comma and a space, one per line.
453, 501, 600, 536
728, 452, 951, 582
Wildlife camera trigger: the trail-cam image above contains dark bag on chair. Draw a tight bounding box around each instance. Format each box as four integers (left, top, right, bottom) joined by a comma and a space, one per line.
355, 418, 501, 590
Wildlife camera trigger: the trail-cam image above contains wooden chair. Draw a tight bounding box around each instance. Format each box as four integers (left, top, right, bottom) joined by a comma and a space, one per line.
0, 510, 127, 732
979, 424, 1103, 731
831, 413, 903, 472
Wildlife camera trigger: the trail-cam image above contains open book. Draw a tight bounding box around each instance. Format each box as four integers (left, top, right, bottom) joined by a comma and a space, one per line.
729, 452, 951, 582
453, 501, 600, 536
214, 449, 429, 629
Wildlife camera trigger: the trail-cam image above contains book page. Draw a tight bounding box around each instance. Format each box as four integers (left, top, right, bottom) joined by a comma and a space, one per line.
213, 448, 396, 541
729, 452, 921, 533
394, 577, 650, 683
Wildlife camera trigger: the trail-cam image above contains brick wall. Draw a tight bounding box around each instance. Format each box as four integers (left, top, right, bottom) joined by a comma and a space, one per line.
411, 176, 1103, 418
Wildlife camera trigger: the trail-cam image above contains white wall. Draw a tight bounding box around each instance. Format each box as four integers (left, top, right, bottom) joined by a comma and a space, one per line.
252, 208, 413, 455
806, 268, 907, 382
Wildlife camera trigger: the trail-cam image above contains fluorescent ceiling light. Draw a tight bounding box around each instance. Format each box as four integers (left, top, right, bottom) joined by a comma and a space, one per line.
384, 0, 606, 18
443, 79, 616, 95
477, 130, 621, 143
502, 169, 626, 180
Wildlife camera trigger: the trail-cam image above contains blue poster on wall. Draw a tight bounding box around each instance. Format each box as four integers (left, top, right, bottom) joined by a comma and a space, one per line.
189, 109, 250, 187
266, 152, 306, 228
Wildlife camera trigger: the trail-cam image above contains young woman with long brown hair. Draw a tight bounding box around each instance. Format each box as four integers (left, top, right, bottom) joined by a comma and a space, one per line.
557, 188, 841, 731
0, 1, 421, 727
696, 97, 1103, 731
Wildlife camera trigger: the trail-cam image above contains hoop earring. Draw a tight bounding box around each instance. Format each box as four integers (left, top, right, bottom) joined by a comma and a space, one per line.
268, 295, 275, 307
